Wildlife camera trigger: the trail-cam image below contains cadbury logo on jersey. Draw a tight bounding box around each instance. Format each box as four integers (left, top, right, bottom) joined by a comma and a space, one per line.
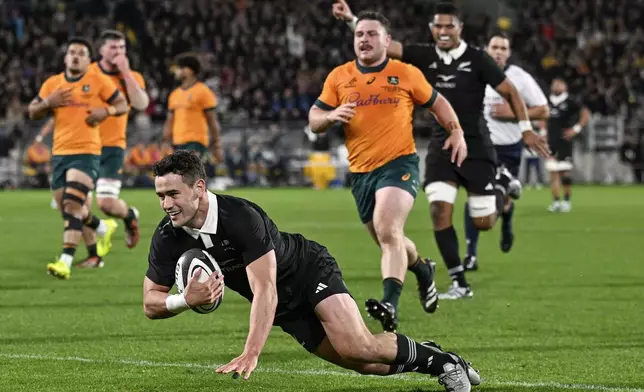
346, 92, 400, 108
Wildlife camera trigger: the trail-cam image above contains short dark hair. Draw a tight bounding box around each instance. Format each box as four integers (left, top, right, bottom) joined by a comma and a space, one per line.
175, 53, 202, 75
67, 37, 94, 58
98, 29, 126, 47
488, 31, 511, 45
434, 2, 461, 20
356, 11, 391, 34
153, 150, 207, 186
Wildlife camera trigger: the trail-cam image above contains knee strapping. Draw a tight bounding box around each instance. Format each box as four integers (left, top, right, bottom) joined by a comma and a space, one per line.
63, 181, 91, 206
561, 176, 573, 186
63, 212, 83, 231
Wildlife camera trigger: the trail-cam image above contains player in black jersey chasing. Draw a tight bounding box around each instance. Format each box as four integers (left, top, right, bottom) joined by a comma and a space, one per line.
544, 77, 590, 213
333, 1, 550, 300
143, 150, 480, 391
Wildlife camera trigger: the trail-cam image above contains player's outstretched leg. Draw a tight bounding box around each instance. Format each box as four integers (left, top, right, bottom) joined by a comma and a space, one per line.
314, 293, 478, 391
96, 178, 140, 250
462, 202, 479, 271
363, 185, 438, 332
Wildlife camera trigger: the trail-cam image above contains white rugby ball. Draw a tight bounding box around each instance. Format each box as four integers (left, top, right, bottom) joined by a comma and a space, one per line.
175, 248, 224, 314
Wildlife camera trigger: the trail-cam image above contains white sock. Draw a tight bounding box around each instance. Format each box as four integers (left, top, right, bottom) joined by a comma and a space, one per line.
60, 253, 73, 268
97, 220, 108, 237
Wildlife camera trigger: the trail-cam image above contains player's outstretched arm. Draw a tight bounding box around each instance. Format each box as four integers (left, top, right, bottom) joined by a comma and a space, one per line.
216, 250, 278, 380
495, 79, 551, 157
332, 0, 403, 59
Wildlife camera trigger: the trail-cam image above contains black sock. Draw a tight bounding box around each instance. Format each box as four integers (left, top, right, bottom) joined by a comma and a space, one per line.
502, 201, 515, 232
62, 245, 76, 258
464, 203, 479, 257
85, 215, 100, 230
434, 226, 467, 287
394, 333, 454, 376
564, 193, 570, 201
553, 195, 560, 202
124, 207, 136, 225
87, 243, 98, 258
382, 278, 403, 310
494, 189, 505, 215
408, 257, 431, 282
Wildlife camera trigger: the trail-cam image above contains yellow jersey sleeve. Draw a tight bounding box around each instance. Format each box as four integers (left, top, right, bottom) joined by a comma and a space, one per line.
315, 67, 341, 110
407, 64, 438, 108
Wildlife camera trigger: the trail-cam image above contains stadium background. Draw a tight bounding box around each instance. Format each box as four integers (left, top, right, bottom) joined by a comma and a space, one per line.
1, 0, 643, 188
1, 1, 643, 392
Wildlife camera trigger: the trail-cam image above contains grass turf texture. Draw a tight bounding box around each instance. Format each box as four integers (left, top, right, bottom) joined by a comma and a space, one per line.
1, 186, 643, 392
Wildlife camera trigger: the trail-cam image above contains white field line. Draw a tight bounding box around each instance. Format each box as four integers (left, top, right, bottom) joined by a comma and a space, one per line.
0, 353, 642, 392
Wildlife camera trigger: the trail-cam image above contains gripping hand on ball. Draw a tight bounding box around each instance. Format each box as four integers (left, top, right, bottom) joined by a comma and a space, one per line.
184, 268, 224, 308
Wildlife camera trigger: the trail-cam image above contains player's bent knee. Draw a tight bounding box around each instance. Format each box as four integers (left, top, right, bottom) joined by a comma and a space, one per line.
374, 225, 403, 247
62, 212, 83, 232
97, 197, 116, 214
430, 202, 452, 228
425, 181, 457, 204
472, 214, 495, 231
561, 176, 573, 186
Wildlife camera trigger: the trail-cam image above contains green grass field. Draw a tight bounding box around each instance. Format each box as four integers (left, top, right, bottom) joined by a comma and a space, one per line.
1, 186, 643, 392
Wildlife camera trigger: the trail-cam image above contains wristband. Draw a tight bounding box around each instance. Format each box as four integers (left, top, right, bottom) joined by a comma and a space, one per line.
106, 106, 117, 116
165, 293, 190, 314
35, 135, 43, 143
347, 16, 358, 30
518, 120, 532, 131
572, 124, 582, 134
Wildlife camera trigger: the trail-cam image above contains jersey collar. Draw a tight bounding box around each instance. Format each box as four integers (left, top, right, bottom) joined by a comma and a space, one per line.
356, 58, 389, 74
435, 40, 467, 65
549, 92, 568, 106
97, 61, 120, 76
182, 191, 219, 239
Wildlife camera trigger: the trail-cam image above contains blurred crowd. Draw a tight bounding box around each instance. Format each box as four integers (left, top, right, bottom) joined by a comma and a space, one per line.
1, 0, 643, 185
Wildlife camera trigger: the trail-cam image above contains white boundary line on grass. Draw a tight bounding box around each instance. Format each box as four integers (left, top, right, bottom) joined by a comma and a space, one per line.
1, 353, 642, 392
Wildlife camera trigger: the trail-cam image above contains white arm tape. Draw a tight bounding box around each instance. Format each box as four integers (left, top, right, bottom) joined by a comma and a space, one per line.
347, 16, 358, 30
165, 294, 190, 314
573, 124, 582, 134
518, 120, 533, 131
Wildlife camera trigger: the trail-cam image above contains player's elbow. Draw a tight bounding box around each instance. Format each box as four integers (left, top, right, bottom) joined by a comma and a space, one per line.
131, 94, 150, 111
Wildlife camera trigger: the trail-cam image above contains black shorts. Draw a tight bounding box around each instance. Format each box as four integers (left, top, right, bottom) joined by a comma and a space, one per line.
549, 140, 573, 162
494, 141, 523, 178
277, 246, 351, 353
424, 149, 496, 196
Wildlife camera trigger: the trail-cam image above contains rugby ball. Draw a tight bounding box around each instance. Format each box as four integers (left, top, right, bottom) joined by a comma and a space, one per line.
175, 248, 224, 314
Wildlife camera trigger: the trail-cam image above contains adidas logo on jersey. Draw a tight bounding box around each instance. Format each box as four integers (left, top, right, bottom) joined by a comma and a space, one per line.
315, 283, 328, 294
